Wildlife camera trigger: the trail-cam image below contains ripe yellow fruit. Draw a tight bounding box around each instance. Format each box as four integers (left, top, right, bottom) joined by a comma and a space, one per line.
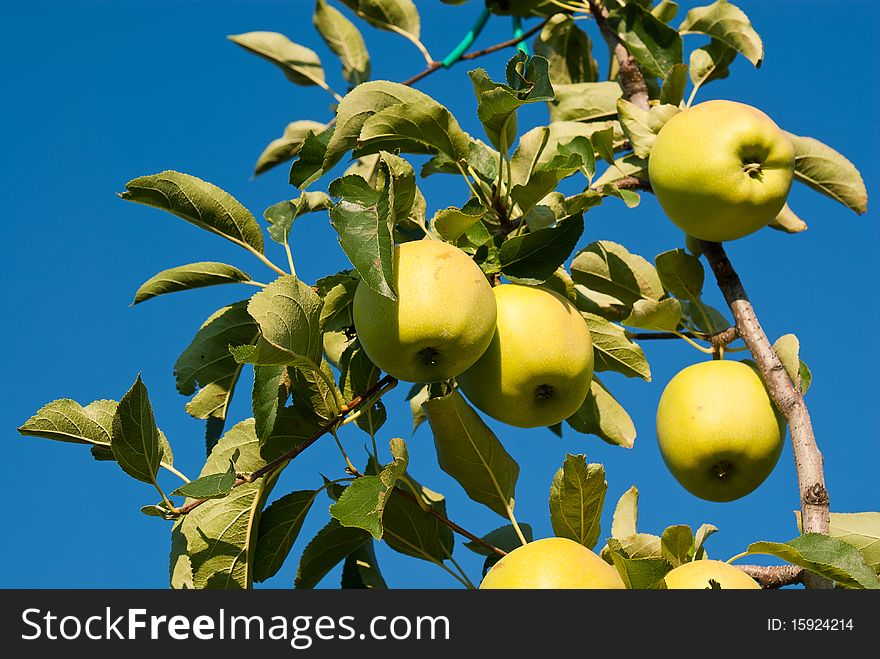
656, 360, 785, 502
352, 240, 496, 383
457, 284, 593, 428
480, 537, 625, 589
648, 100, 795, 242
664, 560, 761, 589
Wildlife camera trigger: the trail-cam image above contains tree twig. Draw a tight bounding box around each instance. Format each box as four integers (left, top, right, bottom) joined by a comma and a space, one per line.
399, 18, 551, 87
738, 564, 805, 589
173, 375, 398, 517
699, 241, 832, 590
393, 485, 508, 558
588, 0, 649, 110
627, 327, 739, 346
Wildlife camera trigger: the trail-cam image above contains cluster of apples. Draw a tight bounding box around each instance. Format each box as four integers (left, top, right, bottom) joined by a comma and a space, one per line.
351, 99, 794, 589
354, 239, 595, 429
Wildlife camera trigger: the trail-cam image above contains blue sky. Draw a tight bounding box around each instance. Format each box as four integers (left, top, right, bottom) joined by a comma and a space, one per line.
2, 0, 877, 588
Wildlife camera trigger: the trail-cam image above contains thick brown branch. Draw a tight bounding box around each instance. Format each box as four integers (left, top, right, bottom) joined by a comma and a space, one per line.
588, 0, 650, 111
173, 375, 398, 517
400, 18, 550, 87
699, 241, 831, 589
738, 564, 805, 589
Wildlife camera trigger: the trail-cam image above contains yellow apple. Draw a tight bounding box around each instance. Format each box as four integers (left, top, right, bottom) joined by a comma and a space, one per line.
480, 537, 625, 589
664, 559, 761, 589
352, 240, 496, 382
457, 284, 593, 428
648, 100, 795, 242
656, 360, 785, 502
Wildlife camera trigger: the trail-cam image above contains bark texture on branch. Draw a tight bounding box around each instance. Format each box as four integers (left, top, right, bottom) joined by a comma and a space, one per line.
589, 1, 650, 110
587, 0, 832, 589
738, 564, 805, 589
699, 241, 832, 590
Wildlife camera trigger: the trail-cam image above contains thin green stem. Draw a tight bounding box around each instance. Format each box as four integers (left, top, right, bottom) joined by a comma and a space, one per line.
385, 24, 435, 67
160, 462, 191, 484
726, 551, 751, 565
448, 555, 477, 589
437, 560, 472, 589
245, 280, 267, 288
243, 243, 288, 277
506, 508, 528, 546
284, 240, 297, 278
673, 330, 716, 354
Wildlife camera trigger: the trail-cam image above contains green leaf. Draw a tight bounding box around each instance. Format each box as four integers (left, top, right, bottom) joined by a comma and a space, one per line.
607, 538, 671, 589
469, 53, 555, 152
784, 132, 868, 215
688, 39, 736, 90
19, 398, 116, 449
616, 100, 679, 159
172, 458, 236, 500
661, 524, 694, 567
549, 454, 607, 550
797, 512, 880, 575
330, 438, 408, 539
534, 14, 598, 85
170, 419, 280, 589
567, 377, 637, 448
593, 154, 648, 187
612, 486, 639, 538
341, 542, 388, 588
381, 479, 455, 564
624, 297, 682, 331
432, 202, 487, 242
655, 248, 703, 299
602, 532, 663, 562
652, 0, 679, 23
132, 262, 252, 305
142, 502, 176, 520
423, 390, 519, 519
772, 334, 812, 395
314, 0, 370, 87
583, 313, 651, 380
499, 213, 584, 285
511, 123, 609, 188
408, 384, 429, 433
655, 248, 730, 334
119, 171, 264, 254
289, 127, 335, 189
606, 3, 683, 78
769, 202, 808, 234
329, 169, 397, 300
693, 523, 718, 560
339, 0, 420, 39
264, 192, 333, 245
252, 365, 289, 445
323, 82, 453, 176
295, 519, 371, 589
571, 241, 664, 309
111, 376, 161, 485
228, 32, 325, 86
255, 120, 327, 177
747, 534, 880, 590
679, 0, 763, 66
247, 275, 324, 366
549, 81, 622, 123
659, 63, 688, 105
253, 489, 320, 583
290, 360, 343, 424
591, 126, 616, 165
359, 101, 470, 163
338, 342, 386, 435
